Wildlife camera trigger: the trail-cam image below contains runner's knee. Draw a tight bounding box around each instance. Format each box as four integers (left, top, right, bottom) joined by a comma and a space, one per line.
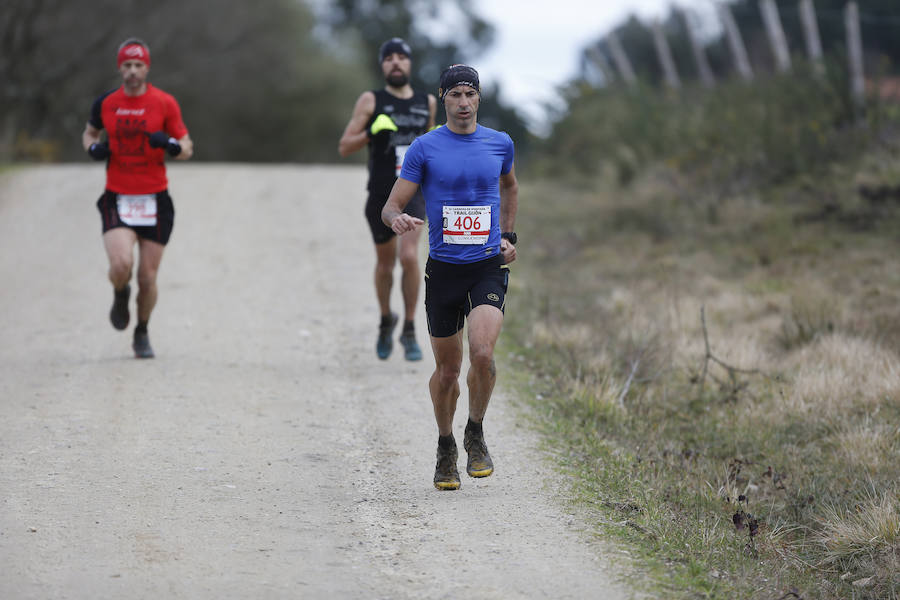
399, 248, 418, 271
136, 267, 158, 289
108, 255, 133, 280
469, 349, 495, 374
435, 362, 461, 387
375, 259, 394, 277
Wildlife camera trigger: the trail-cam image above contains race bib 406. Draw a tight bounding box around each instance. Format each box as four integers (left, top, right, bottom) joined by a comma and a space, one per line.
442, 205, 490, 245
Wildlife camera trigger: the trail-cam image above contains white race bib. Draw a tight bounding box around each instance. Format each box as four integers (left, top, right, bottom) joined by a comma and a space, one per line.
395, 145, 409, 177
116, 194, 157, 226
442, 205, 491, 244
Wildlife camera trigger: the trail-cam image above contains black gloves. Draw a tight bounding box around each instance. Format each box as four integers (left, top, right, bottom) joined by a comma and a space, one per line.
87, 142, 110, 161
146, 131, 182, 156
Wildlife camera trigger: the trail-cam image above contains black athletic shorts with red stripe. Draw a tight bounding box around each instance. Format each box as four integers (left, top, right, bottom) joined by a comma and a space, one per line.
424, 254, 509, 338
96, 189, 175, 245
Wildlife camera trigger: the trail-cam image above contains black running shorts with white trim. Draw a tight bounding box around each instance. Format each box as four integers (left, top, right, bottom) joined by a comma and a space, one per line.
96, 189, 175, 245
365, 187, 426, 245
424, 254, 509, 338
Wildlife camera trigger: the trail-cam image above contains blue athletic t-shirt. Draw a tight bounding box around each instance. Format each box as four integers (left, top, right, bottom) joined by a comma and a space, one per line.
400, 124, 514, 264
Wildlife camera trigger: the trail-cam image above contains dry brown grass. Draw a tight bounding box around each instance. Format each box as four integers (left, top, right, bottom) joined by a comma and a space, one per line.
832, 421, 900, 471
815, 492, 900, 584
786, 334, 900, 416
509, 172, 900, 598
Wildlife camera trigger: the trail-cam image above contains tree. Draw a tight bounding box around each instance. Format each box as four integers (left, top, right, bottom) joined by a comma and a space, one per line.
0, 0, 368, 161
319, 0, 529, 153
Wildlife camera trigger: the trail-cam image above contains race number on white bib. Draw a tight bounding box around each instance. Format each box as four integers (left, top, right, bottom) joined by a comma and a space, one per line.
116, 194, 157, 226
442, 205, 491, 245
394, 145, 409, 177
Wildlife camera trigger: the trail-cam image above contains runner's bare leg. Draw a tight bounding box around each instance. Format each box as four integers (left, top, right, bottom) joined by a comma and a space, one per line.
374, 237, 397, 317
429, 332, 464, 436
398, 227, 422, 323
465, 305, 504, 422
135, 238, 165, 322
103, 228, 137, 290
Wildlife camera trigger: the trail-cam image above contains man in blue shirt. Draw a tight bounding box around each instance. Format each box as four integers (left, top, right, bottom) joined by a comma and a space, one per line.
382, 65, 519, 490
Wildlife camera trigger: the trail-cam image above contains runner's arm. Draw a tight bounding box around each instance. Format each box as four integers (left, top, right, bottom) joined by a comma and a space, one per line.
82, 123, 103, 151
499, 165, 519, 264
499, 165, 518, 233
338, 91, 376, 157
174, 134, 193, 160
382, 177, 423, 234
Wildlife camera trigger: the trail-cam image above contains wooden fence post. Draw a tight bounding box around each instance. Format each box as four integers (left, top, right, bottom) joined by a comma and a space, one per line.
798, 0, 824, 74
607, 32, 637, 87
684, 10, 715, 88
652, 20, 681, 89
759, 0, 791, 73
845, 1, 865, 112
718, 3, 754, 81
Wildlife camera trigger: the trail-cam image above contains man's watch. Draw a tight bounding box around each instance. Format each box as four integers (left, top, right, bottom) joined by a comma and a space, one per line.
501, 232, 517, 245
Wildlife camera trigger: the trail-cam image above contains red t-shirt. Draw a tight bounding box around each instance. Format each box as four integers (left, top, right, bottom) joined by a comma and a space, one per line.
89, 84, 189, 194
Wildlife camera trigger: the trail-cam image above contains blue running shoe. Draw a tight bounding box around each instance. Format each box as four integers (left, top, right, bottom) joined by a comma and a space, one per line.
399, 331, 422, 361
376, 312, 398, 359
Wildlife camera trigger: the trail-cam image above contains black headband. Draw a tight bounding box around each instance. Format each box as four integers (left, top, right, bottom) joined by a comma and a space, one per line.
438, 64, 480, 101
379, 38, 411, 62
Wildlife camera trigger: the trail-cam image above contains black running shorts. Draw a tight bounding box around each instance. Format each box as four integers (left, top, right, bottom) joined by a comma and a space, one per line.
365, 188, 426, 245
96, 189, 175, 245
424, 254, 509, 338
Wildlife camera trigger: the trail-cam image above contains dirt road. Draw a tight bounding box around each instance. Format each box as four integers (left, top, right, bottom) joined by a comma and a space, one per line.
0, 165, 628, 599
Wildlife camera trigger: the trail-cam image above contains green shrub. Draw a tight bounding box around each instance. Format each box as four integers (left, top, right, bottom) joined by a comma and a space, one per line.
539, 62, 875, 194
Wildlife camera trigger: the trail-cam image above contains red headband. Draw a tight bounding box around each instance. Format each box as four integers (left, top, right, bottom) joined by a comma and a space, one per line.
117, 44, 150, 68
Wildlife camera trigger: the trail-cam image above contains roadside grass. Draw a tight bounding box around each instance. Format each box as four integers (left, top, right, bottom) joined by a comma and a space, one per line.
502, 167, 900, 599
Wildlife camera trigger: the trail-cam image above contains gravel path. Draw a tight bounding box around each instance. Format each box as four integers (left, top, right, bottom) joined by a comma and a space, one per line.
0, 164, 629, 599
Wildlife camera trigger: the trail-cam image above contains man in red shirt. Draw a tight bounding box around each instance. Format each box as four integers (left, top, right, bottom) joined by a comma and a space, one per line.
82, 38, 193, 358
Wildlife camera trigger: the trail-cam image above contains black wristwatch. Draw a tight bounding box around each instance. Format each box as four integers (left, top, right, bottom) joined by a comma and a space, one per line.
501, 231, 517, 245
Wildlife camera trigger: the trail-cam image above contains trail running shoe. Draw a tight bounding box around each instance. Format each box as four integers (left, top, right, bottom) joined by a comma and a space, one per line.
433, 442, 461, 491
110, 284, 131, 330
376, 312, 398, 360
399, 331, 422, 361
132, 330, 155, 359
464, 428, 494, 478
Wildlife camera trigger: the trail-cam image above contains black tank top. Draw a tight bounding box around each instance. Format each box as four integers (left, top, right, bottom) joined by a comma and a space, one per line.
367, 89, 429, 195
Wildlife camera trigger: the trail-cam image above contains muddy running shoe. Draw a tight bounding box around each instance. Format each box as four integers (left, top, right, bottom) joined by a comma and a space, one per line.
464, 427, 494, 478
132, 330, 155, 359
399, 331, 422, 361
109, 284, 131, 330
376, 312, 398, 360
433, 442, 461, 491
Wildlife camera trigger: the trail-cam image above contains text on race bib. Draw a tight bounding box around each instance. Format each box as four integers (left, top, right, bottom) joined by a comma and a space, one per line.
442, 205, 491, 245
116, 194, 157, 226
394, 145, 409, 177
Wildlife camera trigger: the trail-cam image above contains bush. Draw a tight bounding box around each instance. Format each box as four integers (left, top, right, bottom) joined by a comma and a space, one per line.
538, 61, 874, 193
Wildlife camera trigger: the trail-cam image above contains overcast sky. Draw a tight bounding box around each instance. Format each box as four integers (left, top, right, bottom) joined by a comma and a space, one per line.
473, 0, 718, 133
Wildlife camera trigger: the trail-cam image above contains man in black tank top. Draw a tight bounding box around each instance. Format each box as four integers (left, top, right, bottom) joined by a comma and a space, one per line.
339, 38, 437, 361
